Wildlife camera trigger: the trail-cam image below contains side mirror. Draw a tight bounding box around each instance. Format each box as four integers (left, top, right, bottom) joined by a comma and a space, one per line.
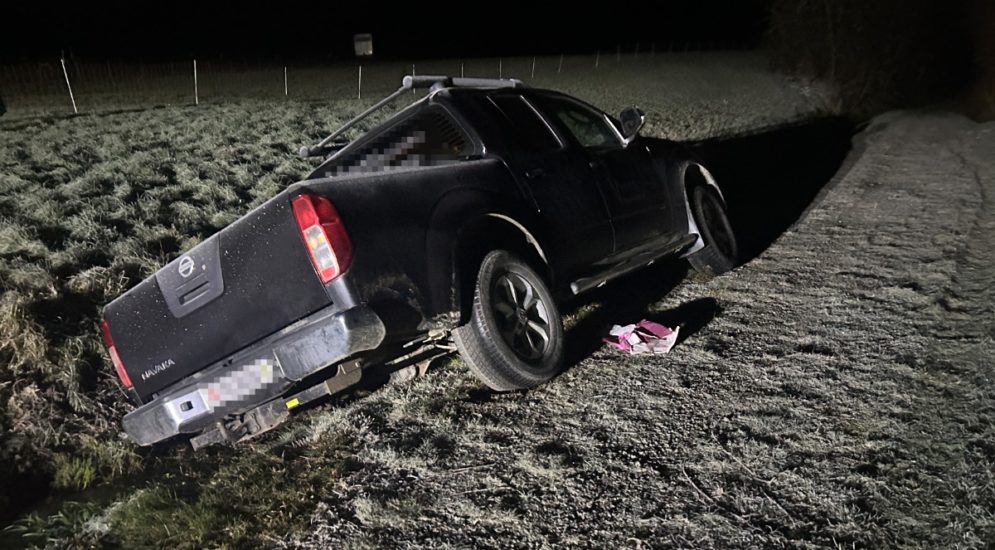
619, 106, 645, 140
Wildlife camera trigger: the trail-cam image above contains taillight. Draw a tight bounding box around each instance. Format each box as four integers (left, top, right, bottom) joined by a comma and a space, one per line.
291, 193, 353, 283
100, 319, 133, 389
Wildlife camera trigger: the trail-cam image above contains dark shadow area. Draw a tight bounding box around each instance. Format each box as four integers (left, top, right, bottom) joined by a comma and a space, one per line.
448, 118, 856, 398
560, 260, 720, 370
549, 117, 853, 378
689, 116, 854, 263
464, 262, 720, 403
458, 260, 716, 403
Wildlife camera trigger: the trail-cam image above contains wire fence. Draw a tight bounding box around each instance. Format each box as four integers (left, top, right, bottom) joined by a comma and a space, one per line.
0, 42, 756, 118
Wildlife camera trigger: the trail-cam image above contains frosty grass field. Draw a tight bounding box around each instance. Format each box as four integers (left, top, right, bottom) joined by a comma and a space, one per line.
2, 52, 994, 547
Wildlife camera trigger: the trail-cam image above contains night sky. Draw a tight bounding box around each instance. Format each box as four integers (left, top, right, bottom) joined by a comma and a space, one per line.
3, 1, 770, 61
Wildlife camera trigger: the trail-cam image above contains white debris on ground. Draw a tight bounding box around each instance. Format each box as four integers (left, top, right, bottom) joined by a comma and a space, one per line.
605, 320, 680, 355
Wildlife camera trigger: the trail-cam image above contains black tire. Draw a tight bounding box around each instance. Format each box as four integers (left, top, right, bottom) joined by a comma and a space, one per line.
687, 184, 738, 276
453, 250, 565, 391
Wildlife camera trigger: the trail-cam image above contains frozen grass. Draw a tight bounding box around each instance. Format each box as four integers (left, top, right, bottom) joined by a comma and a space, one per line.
0, 52, 830, 523
0, 98, 383, 516
57, 111, 994, 548
17, 53, 995, 548
114, 110, 991, 550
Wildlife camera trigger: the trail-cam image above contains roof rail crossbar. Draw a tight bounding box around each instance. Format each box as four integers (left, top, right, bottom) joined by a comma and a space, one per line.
402, 75, 452, 89
299, 74, 526, 158
451, 77, 525, 89
403, 75, 525, 89
299, 83, 410, 157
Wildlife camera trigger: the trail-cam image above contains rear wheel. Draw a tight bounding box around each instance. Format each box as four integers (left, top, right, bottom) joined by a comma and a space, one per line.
687, 184, 738, 275
454, 250, 564, 391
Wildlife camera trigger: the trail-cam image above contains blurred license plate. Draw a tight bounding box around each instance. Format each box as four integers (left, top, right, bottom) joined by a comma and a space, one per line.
200, 358, 278, 411
164, 358, 279, 426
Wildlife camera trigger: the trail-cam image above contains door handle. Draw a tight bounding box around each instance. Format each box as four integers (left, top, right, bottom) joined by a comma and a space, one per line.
525, 168, 546, 179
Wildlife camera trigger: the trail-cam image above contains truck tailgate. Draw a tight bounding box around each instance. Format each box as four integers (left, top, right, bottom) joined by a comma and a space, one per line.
103, 193, 332, 400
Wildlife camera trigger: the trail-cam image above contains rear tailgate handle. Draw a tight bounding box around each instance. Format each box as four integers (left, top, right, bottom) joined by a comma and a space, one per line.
156, 234, 226, 318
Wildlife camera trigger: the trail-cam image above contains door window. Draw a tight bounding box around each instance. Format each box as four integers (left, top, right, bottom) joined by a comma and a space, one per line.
486, 95, 562, 152
538, 97, 621, 149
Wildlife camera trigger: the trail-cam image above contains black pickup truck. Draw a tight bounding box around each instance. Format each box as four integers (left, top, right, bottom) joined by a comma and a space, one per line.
101, 75, 738, 449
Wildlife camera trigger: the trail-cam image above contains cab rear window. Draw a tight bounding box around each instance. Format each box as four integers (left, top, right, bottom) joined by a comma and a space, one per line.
330, 106, 471, 175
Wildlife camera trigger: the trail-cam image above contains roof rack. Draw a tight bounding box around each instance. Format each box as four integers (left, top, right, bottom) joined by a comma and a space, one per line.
299, 75, 526, 158
402, 75, 526, 91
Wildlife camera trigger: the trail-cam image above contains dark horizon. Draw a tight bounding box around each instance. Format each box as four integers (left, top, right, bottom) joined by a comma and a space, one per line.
2, 1, 770, 62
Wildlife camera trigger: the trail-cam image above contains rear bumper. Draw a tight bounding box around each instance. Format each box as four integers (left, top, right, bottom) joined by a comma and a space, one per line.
122, 304, 385, 446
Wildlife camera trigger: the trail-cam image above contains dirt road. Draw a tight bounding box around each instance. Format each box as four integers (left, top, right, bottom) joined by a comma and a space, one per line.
269, 112, 994, 548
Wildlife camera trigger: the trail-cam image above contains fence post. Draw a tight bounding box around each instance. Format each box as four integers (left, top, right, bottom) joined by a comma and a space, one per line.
531, 56, 535, 79
193, 59, 199, 105
59, 57, 78, 114
284, 66, 288, 96
498, 59, 502, 78
558, 54, 563, 74
460, 62, 464, 78
357, 65, 362, 100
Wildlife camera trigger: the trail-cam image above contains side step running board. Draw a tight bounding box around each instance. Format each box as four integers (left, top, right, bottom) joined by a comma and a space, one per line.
569, 233, 698, 295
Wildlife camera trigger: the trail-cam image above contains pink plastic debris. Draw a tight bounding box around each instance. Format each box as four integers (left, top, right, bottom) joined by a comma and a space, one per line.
603, 319, 680, 355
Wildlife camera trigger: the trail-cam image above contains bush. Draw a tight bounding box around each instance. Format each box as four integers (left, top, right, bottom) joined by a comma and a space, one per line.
768, 0, 977, 116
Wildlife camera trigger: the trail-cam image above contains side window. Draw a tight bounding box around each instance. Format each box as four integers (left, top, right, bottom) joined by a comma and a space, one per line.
487, 95, 562, 152
539, 98, 620, 149
332, 106, 471, 175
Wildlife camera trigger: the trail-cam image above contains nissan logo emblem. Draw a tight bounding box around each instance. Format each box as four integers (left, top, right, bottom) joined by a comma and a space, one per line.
178, 256, 195, 278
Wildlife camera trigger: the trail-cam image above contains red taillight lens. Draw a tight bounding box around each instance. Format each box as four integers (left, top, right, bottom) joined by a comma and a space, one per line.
291, 194, 353, 283
100, 319, 133, 389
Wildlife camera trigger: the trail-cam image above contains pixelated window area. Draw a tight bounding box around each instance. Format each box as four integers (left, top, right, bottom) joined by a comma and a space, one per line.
333, 107, 469, 175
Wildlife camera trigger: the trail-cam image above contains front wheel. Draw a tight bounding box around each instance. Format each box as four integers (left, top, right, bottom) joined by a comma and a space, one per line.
687, 184, 739, 276
454, 250, 565, 391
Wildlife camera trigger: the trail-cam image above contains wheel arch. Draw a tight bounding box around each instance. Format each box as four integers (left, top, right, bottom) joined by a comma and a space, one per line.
451, 213, 552, 326
678, 161, 725, 257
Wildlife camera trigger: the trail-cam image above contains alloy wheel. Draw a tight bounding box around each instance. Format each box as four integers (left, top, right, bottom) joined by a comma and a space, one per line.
490, 271, 551, 362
